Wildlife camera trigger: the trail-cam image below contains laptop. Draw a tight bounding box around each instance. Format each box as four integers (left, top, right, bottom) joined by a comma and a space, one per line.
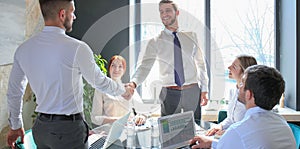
88, 112, 130, 149
158, 111, 195, 149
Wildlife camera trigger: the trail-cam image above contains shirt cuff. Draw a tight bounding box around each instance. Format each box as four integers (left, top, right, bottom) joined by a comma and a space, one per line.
131, 78, 139, 87
8, 117, 23, 130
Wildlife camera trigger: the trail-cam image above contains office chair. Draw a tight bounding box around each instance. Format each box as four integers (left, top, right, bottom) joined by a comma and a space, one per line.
218, 110, 227, 124
288, 123, 300, 149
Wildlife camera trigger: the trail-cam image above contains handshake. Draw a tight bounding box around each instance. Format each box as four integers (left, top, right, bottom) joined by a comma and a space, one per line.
121, 82, 137, 100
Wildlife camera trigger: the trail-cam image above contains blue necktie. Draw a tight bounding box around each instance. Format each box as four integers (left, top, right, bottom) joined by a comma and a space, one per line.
173, 32, 185, 87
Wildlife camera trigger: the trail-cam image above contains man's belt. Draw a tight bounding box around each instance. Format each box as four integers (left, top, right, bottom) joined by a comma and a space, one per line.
166, 83, 198, 90
39, 113, 82, 121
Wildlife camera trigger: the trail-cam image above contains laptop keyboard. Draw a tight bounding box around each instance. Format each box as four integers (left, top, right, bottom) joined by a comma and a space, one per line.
89, 136, 107, 149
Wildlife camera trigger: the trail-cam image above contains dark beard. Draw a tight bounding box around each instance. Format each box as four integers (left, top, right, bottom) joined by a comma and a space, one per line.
163, 16, 176, 28
63, 16, 72, 32
168, 17, 176, 26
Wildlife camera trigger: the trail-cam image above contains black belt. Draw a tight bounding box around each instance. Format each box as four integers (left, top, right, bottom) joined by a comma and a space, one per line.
38, 113, 82, 121
166, 83, 198, 90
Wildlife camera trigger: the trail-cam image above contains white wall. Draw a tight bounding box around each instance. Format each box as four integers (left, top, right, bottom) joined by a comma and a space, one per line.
0, 0, 25, 65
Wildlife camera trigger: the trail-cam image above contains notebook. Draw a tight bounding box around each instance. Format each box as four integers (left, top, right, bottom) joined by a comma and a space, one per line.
88, 112, 130, 149
158, 111, 195, 149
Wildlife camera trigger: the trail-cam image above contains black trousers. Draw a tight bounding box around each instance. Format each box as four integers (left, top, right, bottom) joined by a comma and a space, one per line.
159, 85, 201, 123
32, 114, 89, 149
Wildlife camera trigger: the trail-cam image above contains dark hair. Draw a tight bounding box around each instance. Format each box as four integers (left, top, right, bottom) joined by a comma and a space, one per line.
159, 0, 178, 11
237, 55, 257, 73
39, 0, 73, 20
244, 65, 285, 110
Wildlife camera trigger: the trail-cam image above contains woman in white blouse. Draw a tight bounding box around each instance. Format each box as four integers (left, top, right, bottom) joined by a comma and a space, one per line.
206, 55, 257, 136
91, 55, 143, 126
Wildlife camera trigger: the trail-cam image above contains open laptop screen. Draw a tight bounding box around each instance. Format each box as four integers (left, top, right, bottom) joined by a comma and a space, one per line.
88, 112, 130, 149
158, 111, 195, 149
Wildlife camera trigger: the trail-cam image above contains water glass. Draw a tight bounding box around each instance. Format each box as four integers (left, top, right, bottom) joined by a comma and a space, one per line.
126, 121, 136, 149
151, 119, 161, 149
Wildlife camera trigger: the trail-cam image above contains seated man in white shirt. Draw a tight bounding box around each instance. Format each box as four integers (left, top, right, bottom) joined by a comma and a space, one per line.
190, 65, 296, 149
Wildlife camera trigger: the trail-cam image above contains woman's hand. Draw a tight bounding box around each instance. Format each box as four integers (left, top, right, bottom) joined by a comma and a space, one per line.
205, 124, 222, 136
134, 114, 147, 126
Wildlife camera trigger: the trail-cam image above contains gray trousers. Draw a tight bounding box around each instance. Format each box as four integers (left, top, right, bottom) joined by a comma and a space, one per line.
32, 115, 88, 149
160, 84, 201, 123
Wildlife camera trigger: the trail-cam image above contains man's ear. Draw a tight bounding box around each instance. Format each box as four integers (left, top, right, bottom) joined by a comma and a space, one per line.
58, 9, 66, 21
245, 90, 253, 101
176, 10, 179, 16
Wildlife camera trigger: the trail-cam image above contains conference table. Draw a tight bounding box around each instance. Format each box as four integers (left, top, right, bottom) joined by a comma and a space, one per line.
120, 118, 215, 149
89, 101, 217, 149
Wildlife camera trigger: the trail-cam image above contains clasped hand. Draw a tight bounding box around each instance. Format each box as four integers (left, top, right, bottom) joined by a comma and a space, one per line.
122, 84, 134, 100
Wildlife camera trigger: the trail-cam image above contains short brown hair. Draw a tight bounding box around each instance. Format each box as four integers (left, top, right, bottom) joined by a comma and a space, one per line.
39, 0, 73, 20
159, 0, 178, 11
244, 65, 285, 110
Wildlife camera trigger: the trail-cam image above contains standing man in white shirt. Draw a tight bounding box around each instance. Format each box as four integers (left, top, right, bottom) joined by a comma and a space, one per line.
128, 0, 209, 124
6, 0, 133, 148
190, 65, 296, 149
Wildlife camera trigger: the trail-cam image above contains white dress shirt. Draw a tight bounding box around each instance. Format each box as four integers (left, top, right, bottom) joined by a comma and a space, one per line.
91, 80, 143, 125
131, 28, 209, 92
212, 107, 296, 149
220, 87, 246, 129
7, 26, 125, 129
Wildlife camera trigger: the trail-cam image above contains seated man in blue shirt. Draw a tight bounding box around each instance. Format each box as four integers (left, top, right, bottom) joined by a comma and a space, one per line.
190, 65, 296, 149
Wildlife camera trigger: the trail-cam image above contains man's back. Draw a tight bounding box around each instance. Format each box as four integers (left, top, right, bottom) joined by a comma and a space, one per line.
13, 26, 86, 113
218, 107, 296, 149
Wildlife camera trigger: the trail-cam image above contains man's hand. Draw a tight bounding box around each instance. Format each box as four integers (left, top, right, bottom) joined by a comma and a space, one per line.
200, 92, 209, 106
189, 135, 212, 149
122, 85, 134, 100
127, 82, 137, 89
7, 127, 25, 149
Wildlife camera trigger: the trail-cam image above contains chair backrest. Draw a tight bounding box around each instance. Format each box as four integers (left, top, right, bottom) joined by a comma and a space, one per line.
288, 123, 300, 149
16, 129, 37, 149
218, 110, 227, 124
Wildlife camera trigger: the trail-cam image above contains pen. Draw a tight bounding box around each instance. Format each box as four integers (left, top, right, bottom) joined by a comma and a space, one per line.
132, 108, 137, 116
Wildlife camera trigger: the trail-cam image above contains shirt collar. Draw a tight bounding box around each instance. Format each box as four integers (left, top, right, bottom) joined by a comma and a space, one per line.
164, 28, 180, 36
43, 26, 66, 34
245, 106, 269, 118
